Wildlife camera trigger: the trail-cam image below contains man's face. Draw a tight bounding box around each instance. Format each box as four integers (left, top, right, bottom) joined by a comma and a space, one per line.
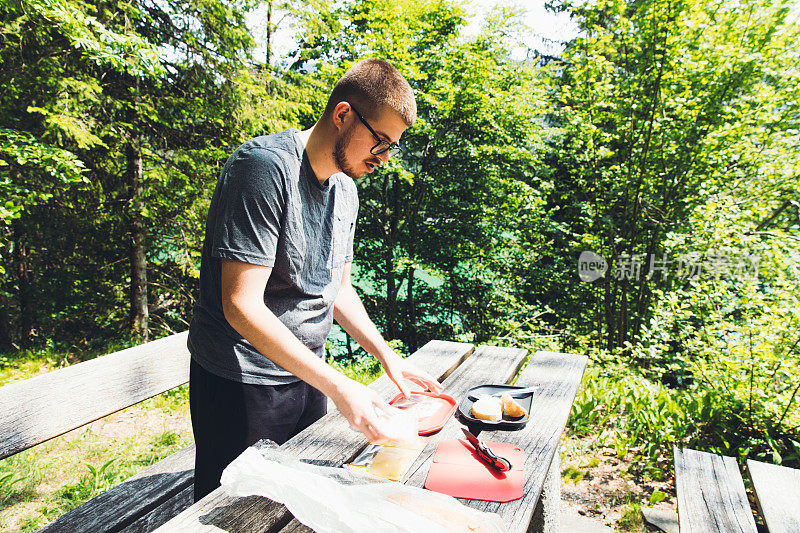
333, 107, 407, 179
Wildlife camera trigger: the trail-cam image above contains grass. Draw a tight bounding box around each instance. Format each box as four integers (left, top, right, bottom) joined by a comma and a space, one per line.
0, 347, 193, 532
616, 501, 644, 532
326, 351, 385, 385
0, 410, 192, 531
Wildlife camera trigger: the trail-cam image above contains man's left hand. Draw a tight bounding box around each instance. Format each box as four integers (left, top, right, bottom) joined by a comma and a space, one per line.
381, 352, 443, 398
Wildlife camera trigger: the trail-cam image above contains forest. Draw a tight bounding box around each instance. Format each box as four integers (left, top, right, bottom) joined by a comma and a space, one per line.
1, 0, 799, 528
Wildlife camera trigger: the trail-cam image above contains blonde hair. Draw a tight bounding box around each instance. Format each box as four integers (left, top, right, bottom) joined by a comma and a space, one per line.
323, 59, 416, 127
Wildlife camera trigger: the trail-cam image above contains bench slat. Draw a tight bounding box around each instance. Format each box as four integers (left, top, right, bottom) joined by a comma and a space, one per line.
280, 344, 530, 533
120, 485, 194, 533
747, 459, 800, 533
465, 350, 588, 533
0, 331, 190, 461
37, 445, 195, 533
154, 341, 528, 532
674, 448, 757, 533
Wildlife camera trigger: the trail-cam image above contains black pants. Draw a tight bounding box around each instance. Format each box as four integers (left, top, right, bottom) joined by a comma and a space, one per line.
189, 359, 327, 502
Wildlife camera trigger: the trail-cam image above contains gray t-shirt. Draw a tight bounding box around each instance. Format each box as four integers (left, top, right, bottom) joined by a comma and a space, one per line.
188, 129, 358, 385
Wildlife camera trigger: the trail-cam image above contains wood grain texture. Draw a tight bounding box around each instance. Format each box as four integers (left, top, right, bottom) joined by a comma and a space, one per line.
1, 331, 190, 461
153, 339, 478, 532
747, 459, 800, 533
674, 448, 757, 533
527, 443, 560, 533
37, 445, 195, 533
120, 485, 194, 533
401, 350, 587, 533
278, 344, 530, 533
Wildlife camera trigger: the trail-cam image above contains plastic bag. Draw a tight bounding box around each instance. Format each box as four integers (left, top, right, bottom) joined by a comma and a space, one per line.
371, 404, 420, 445
220, 440, 508, 533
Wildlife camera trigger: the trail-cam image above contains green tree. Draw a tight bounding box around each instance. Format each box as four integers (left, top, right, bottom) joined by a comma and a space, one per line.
545, 0, 800, 350
0, 0, 307, 348
289, 0, 554, 353
0, 0, 159, 346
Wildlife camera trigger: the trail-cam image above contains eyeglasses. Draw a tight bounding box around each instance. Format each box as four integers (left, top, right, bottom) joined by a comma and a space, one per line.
350, 106, 402, 158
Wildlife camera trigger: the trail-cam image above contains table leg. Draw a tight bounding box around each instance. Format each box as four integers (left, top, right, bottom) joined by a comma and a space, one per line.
527, 442, 561, 533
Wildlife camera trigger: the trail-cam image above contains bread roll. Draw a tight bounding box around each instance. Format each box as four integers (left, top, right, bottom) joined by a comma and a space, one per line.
501, 393, 527, 418
471, 397, 502, 421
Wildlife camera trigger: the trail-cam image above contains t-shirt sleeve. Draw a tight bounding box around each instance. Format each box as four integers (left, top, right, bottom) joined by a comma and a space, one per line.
211, 148, 286, 266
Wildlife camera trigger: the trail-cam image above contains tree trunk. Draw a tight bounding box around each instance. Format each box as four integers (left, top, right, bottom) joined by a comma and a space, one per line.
0, 291, 13, 349
406, 266, 417, 353
127, 138, 149, 341
384, 247, 398, 340
12, 219, 34, 347
383, 173, 400, 340
265, 0, 273, 66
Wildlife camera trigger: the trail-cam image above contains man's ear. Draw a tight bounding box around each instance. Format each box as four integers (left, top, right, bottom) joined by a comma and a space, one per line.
332, 101, 351, 131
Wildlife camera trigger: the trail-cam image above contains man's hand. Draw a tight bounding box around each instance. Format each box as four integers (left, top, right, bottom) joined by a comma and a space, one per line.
333, 263, 443, 399
328, 378, 394, 443
380, 352, 443, 398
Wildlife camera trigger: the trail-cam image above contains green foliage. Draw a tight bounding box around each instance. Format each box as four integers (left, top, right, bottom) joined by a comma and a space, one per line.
543, 0, 800, 349
649, 490, 666, 504
0, 472, 24, 506
58, 458, 119, 503
291, 0, 554, 350
617, 501, 644, 531
571, 359, 800, 479
327, 350, 383, 385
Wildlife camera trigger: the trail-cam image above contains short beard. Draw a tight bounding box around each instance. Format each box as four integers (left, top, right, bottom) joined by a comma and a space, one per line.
333, 123, 360, 179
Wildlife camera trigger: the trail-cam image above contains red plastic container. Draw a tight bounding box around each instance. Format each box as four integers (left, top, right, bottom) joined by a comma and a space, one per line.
388, 390, 458, 435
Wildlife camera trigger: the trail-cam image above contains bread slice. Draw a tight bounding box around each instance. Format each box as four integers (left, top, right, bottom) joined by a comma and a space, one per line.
501, 393, 527, 418
471, 396, 502, 421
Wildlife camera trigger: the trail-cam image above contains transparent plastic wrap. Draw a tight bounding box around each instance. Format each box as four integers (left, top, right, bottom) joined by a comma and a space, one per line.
370, 404, 420, 445
220, 440, 508, 533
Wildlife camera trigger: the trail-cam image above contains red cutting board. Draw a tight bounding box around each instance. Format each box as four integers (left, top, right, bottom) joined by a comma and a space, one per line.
424, 438, 524, 502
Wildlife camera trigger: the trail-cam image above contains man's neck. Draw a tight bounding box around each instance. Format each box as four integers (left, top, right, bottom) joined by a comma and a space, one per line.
297, 124, 337, 185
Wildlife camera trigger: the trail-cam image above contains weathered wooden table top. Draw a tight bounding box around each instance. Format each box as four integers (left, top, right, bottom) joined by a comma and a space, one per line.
154, 341, 587, 533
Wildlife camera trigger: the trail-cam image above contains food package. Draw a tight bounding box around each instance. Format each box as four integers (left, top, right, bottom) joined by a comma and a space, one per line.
347, 439, 426, 481
220, 440, 508, 533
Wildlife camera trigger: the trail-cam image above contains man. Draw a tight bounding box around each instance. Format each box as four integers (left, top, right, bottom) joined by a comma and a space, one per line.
187, 58, 441, 501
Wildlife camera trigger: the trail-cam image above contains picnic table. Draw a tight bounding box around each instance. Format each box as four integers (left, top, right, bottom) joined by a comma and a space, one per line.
154, 341, 587, 533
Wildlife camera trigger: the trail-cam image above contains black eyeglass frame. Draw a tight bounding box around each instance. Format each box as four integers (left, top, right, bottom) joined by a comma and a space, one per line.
350, 106, 402, 158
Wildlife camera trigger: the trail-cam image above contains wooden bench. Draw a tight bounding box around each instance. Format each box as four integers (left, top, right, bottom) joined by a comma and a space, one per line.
0, 332, 196, 533
673, 447, 758, 533
747, 458, 800, 533
0, 333, 477, 532
156, 347, 588, 533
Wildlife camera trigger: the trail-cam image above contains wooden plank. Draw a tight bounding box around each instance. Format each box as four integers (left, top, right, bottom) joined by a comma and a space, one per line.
37, 445, 195, 533
153, 339, 479, 532
120, 485, 194, 533
402, 349, 587, 533
674, 448, 758, 533
1, 331, 190, 461
279, 344, 530, 533
747, 459, 800, 533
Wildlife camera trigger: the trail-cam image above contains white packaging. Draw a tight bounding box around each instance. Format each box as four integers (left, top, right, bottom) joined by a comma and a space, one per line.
220, 440, 508, 533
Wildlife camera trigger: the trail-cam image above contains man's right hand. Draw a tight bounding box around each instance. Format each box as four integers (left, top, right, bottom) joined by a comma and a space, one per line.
329, 378, 393, 443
